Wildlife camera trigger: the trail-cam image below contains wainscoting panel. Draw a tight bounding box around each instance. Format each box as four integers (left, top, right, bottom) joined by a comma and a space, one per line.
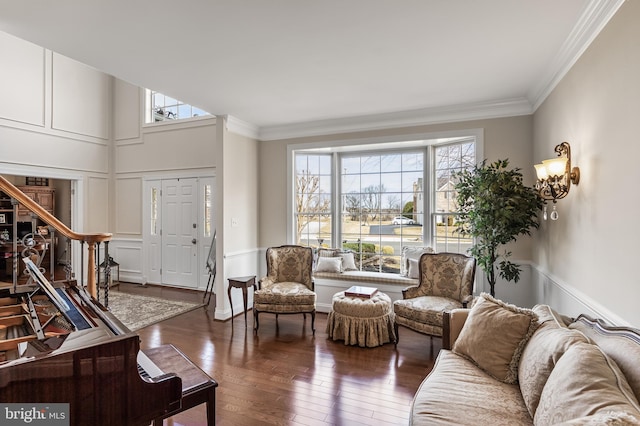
108, 238, 143, 284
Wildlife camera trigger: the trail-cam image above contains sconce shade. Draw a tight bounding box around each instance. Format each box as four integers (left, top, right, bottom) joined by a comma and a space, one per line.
534, 164, 548, 180
542, 157, 568, 177
534, 141, 579, 221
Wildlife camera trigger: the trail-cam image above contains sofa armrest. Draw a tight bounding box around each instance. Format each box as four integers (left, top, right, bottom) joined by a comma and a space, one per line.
442, 308, 470, 350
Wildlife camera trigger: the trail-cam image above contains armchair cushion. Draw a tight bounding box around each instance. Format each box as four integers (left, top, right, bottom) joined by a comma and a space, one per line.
254, 282, 316, 313
452, 293, 539, 384
394, 296, 463, 337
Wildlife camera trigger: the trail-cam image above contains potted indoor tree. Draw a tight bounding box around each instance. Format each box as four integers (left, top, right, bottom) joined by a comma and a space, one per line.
454, 159, 542, 297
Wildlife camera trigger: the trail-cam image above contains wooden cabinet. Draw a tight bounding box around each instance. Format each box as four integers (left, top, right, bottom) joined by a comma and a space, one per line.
16, 186, 55, 221
0, 192, 13, 241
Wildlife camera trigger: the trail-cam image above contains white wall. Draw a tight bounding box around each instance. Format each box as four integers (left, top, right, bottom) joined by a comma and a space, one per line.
0, 32, 110, 230
532, 1, 640, 327
111, 79, 218, 287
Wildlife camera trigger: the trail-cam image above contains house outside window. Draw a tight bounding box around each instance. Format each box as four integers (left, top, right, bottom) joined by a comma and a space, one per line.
291, 133, 478, 274
145, 90, 210, 124
295, 154, 333, 248
433, 142, 475, 253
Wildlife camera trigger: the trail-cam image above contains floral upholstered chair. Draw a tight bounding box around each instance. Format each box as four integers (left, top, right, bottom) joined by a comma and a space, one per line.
254, 245, 316, 334
394, 252, 476, 343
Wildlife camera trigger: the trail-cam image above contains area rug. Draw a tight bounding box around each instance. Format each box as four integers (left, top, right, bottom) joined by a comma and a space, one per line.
107, 291, 203, 331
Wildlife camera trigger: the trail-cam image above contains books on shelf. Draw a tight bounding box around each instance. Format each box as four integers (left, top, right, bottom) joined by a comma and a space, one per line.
344, 286, 378, 299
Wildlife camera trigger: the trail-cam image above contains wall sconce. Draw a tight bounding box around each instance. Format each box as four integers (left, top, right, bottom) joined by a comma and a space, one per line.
534, 141, 580, 220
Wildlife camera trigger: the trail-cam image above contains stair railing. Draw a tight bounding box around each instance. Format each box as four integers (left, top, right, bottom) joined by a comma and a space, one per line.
0, 176, 111, 301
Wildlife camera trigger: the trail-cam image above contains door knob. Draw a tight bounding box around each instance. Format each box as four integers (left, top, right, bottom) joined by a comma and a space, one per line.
192, 238, 197, 244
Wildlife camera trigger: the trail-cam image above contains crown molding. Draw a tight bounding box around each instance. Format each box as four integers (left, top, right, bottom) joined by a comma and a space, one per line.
528, 0, 625, 111
231, 0, 625, 142
224, 114, 260, 140
258, 97, 532, 141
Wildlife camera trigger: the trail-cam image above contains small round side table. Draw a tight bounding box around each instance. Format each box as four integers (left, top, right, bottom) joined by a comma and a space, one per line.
227, 275, 257, 327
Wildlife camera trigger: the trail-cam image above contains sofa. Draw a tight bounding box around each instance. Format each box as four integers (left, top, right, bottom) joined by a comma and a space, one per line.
410, 294, 640, 425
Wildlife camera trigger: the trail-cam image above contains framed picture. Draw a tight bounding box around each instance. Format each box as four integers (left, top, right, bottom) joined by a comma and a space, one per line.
0, 214, 5, 224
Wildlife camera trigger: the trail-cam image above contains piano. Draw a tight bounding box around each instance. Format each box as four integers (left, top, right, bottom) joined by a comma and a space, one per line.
0, 262, 217, 426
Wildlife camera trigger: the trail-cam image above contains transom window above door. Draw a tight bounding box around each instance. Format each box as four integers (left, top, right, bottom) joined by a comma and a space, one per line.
145, 90, 211, 124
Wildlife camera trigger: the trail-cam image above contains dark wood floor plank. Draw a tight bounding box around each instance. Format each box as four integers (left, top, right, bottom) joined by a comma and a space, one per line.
114, 283, 435, 425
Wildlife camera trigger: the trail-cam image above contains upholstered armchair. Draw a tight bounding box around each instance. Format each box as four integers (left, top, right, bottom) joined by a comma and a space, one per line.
394, 252, 476, 343
254, 245, 316, 334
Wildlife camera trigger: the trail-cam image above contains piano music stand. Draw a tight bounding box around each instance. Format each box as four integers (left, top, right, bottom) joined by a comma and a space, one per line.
145, 344, 218, 426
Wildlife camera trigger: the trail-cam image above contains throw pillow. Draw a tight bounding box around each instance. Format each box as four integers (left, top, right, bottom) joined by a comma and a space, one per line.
452, 293, 539, 384
519, 322, 589, 417
315, 256, 342, 273
400, 246, 434, 276
534, 342, 640, 425
339, 252, 358, 271
407, 258, 420, 279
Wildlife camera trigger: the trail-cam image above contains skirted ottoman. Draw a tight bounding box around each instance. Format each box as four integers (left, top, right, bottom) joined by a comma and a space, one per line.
326, 291, 396, 347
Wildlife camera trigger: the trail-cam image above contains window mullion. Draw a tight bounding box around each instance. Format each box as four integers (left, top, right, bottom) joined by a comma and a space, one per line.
332, 153, 340, 249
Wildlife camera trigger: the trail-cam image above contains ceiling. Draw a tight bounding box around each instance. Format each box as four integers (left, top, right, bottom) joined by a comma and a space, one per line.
0, 1, 622, 140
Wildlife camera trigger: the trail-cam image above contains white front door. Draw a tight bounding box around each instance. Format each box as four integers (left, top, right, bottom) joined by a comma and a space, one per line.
161, 178, 198, 288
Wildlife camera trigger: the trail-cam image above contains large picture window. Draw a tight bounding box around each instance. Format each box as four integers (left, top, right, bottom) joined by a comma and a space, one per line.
292, 134, 477, 274
341, 152, 424, 272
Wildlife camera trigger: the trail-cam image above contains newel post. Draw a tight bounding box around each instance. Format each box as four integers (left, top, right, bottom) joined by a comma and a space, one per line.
86, 242, 97, 298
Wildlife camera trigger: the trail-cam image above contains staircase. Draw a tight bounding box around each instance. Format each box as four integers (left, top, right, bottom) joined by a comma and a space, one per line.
0, 176, 113, 305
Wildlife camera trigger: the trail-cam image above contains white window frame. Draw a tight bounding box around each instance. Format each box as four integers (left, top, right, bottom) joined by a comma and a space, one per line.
287, 129, 484, 267
144, 89, 211, 125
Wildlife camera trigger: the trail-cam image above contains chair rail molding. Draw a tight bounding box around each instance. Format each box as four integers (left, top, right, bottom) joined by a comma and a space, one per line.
530, 262, 631, 327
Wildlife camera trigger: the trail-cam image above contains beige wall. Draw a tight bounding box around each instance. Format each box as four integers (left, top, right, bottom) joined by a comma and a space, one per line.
259, 115, 534, 264
222, 129, 259, 254
533, 1, 640, 326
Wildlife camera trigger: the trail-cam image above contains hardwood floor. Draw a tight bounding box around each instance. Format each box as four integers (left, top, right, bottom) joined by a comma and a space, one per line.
116, 283, 439, 426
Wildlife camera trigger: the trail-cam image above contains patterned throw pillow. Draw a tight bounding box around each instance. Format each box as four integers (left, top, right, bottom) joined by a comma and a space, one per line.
452, 293, 539, 384
518, 311, 588, 417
